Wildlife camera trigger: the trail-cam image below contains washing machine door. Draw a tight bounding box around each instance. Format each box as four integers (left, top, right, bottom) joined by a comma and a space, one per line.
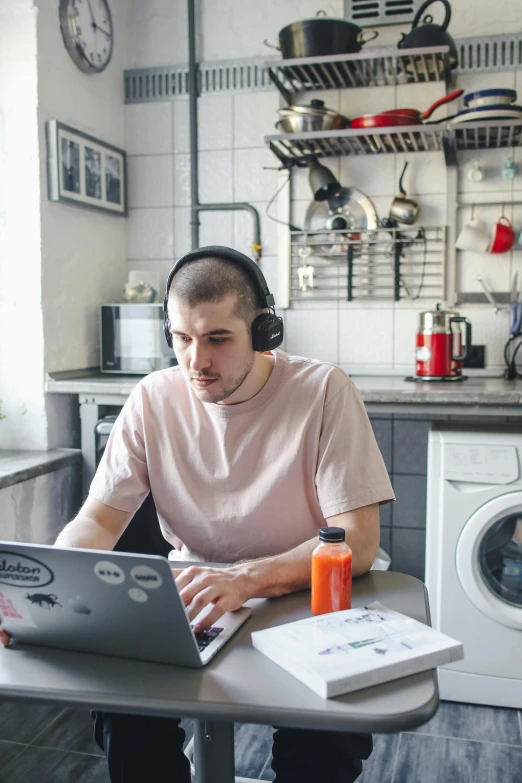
456, 492, 522, 630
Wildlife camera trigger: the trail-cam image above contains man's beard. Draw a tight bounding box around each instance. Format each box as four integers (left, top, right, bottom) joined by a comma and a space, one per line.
193, 353, 256, 404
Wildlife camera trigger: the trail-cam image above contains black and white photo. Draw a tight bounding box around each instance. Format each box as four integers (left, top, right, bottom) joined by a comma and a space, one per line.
46, 120, 126, 215
105, 154, 121, 205
85, 146, 102, 199
61, 138, 80, 194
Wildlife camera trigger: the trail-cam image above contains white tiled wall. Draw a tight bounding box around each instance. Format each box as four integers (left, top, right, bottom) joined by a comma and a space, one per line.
124, 9, 522, 377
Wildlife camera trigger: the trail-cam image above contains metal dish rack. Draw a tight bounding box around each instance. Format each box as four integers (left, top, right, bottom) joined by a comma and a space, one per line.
290, 226, 446, 303
267, 120, 522, 167
266, 46, 451, 103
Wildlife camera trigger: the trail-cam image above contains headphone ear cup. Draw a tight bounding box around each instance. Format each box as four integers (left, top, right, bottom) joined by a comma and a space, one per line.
163, 298, 173, 348
251, 314, 284, 352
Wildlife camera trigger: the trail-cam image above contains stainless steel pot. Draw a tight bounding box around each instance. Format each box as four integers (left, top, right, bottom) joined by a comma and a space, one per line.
276, 99, 350, 133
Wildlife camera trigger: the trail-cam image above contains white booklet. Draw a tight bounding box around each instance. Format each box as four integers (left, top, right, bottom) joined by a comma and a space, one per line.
251, 601, 464, 699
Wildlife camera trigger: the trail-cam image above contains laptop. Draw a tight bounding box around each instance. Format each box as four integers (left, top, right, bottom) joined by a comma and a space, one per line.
0, 541, 251, 666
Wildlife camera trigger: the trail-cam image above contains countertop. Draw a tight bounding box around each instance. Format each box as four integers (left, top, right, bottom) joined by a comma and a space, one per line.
45, 369, 522, 406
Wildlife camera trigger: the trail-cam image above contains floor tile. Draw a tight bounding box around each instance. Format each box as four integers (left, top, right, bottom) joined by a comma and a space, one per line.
0, 739, 29, 767
359, 733, 400, 782
234, 723, 274, 779
411, 700, 522, 745
30, 709, 103, 756
0, 745, 109, 783
393, 733, 522, 783
0, 700, 63, 744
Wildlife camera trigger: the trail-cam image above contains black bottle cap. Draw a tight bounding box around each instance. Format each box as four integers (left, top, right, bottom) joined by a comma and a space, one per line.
319, 526, 345, 543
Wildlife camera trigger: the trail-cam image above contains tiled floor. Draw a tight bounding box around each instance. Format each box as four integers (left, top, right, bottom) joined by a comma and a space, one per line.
0, 700, 521, 782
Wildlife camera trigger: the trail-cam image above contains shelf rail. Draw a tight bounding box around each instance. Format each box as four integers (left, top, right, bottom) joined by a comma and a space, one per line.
290, 226, 445, 303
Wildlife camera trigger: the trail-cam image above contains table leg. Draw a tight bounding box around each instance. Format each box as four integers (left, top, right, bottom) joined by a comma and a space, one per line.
193, 719, 235, 783
79, 397, 100, 497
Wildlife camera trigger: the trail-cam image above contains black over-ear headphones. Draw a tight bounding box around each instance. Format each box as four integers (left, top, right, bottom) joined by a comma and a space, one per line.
163, 246, 284, 352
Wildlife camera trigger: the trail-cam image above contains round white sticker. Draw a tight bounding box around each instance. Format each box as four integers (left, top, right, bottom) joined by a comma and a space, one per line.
94, 561, 125, 586
130, 564, 163, 590
128, 588, 148, 603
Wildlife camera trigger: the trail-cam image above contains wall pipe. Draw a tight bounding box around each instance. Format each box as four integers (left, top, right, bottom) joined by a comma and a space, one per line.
187, 0, 262, 260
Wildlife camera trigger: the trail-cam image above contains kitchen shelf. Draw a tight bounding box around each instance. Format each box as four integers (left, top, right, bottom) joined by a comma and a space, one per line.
266, 46, 450, 102
266, 120, 522, 167
290, 226, 445, 303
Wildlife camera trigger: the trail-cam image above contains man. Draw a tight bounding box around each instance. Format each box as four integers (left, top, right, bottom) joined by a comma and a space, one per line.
19, 246, 395, 782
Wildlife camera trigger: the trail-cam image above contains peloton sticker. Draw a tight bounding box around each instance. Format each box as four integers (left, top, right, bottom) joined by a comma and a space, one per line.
128, 588, 148, 603
94, 561, 125, 586
0, 552, 54, 588
130, 565, 163, 590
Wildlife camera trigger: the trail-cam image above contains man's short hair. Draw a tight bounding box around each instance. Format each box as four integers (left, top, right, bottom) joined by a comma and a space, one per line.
168, 256, 263, 327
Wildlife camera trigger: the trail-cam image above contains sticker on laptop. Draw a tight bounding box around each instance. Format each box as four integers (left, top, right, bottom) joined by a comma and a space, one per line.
94, 561, 125, 586
0, 552, 54, 588
0, 590, 37, 627
128, 587, 148, 603
25, 592, 62, 610
130, 565, 163, 590
68, 595, 92, 615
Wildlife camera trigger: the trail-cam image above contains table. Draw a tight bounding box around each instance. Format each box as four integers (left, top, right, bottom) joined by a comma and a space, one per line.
0, 571, 437, 783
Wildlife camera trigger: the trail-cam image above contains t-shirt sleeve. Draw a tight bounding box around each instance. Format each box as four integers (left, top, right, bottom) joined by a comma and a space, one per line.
88, 384, 150, 513
315, 375, 395, 519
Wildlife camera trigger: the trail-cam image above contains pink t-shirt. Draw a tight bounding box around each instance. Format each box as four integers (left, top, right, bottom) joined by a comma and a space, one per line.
90, 350, 394, 563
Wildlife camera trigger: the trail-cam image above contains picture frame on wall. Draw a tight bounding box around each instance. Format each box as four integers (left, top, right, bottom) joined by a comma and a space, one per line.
46, 120, 126, 216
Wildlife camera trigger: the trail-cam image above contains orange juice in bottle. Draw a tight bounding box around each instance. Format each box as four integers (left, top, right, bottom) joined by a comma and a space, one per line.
311, 526, 352, 615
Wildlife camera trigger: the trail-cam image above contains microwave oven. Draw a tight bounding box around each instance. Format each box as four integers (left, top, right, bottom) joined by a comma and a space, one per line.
100, 303, 178, 374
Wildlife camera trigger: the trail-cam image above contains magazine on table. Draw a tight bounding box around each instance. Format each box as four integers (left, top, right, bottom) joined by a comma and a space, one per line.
251, 601, 464, 699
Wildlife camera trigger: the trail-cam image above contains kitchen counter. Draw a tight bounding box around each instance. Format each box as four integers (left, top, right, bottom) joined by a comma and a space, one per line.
45, 368, 522, 494
45, 369, 522, 406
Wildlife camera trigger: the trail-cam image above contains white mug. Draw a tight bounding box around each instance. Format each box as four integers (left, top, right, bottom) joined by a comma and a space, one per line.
455, 219, 490, 253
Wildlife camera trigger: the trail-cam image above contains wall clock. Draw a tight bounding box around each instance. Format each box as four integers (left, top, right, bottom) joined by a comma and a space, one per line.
59, 0, 113, 74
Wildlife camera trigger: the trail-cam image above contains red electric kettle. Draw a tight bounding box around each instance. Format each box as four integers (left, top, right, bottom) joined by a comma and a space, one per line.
415, 304, 472, 381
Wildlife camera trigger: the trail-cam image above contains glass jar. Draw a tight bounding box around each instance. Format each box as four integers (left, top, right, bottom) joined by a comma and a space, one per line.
311, 527, 352, 615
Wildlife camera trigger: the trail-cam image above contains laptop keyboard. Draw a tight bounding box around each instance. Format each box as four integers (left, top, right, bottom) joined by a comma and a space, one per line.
193, 626, 224, 652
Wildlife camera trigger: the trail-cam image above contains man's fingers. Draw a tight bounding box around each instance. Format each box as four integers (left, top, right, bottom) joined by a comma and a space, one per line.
0, 628, 11, 648
184, 586, 218, 621
193, 602, 226, 633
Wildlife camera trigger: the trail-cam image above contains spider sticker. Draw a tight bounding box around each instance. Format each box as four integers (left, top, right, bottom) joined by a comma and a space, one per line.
25, 593, 62, 610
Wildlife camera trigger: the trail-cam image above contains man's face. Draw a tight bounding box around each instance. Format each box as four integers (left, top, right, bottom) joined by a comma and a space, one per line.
168, 294, 256, 404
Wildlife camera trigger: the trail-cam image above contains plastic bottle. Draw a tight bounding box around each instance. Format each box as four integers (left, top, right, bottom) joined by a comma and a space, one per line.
311, 527, 352, 615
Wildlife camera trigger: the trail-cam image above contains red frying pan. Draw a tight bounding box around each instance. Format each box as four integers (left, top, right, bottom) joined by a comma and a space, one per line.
350, 89, 463, 130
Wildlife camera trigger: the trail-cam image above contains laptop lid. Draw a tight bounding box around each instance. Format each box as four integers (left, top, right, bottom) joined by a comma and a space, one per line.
0, 542, 205, 667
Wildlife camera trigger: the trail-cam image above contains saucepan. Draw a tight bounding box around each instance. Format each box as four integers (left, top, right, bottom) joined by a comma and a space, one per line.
265, 11, 379, 59
389, 162, 420, 225
350, 89, 463, 130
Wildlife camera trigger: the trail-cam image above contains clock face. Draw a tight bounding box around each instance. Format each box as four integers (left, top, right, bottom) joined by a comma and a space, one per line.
59, 0, 113, 74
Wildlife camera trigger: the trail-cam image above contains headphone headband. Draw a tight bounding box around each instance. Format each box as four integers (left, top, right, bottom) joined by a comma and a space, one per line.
164, 246, 275, 310
162, 246, 283, 353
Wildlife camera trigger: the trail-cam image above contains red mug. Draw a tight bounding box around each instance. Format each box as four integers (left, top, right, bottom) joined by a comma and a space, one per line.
490, 217, 515, 254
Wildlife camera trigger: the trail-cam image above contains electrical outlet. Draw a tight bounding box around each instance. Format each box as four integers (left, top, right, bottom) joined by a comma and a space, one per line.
463, 345, 486, 369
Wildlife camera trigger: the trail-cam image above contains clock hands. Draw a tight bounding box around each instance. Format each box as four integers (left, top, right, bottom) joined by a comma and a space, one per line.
85, 0, 110, 37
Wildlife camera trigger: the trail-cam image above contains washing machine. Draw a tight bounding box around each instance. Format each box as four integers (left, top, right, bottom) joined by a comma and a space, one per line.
426, 424, 522, 709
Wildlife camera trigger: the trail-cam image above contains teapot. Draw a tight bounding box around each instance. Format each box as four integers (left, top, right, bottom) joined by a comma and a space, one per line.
398, 0, 458, 69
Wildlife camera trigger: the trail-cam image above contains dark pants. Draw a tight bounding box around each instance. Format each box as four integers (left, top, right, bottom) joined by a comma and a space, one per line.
102, 500, 372, 780
92, 710, 372, 783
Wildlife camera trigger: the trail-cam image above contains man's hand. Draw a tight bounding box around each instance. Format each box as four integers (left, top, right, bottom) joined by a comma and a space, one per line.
172, 565, 253, 632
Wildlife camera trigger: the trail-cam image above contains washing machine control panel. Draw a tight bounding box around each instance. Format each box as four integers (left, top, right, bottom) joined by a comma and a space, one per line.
443, 444, 519, 484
